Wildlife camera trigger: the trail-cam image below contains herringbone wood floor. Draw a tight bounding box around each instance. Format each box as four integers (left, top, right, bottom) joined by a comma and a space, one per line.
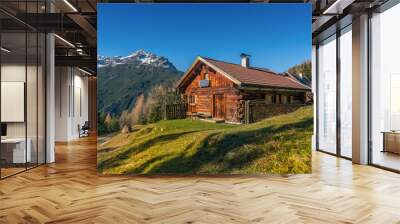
1, 136, 400, 224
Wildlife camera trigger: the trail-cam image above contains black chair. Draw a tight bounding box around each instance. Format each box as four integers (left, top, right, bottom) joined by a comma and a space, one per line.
79, 121, 90, 138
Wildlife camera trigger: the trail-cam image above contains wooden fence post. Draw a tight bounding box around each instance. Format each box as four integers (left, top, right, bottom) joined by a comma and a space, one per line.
164, 103, 188, 120
245, 100, 250, 124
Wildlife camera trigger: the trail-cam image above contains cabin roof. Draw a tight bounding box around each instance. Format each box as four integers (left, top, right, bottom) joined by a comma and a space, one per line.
177, 56, 311, 91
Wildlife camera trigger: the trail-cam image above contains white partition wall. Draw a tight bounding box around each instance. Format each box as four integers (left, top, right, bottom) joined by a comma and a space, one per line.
55, 67, 89, 141
1, 82, 25, 122
317, 35, 337, 154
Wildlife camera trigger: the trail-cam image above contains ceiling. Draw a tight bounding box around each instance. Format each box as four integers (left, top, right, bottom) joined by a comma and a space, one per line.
0, 0, 97, 74
0, 0, 315, 75
1, 0, 392, 74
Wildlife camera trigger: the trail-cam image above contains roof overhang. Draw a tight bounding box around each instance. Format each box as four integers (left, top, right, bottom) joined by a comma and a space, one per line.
238, 83, 310, 92
177, 56, 312, 92
283, 72, 312, 90
176, 56, 241, 90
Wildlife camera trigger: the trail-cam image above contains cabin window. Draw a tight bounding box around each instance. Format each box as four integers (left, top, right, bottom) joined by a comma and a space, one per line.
183, 95, 188, 103
189, 95, 197, 105
199, 73, 210, 88
265, 94, 273, 104
282, 95, 288, 104
275, 95, 280, 104
289, 96, 294, 104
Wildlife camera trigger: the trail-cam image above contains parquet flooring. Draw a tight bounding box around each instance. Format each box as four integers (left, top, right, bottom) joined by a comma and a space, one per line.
0, 167, 26, 178
1, 136, 400, 223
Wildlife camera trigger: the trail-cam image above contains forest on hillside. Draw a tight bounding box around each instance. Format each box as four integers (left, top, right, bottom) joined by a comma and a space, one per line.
287, 60, 311, 81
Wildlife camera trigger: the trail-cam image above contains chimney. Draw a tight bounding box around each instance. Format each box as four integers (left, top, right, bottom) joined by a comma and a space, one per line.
240, 53, 250, 68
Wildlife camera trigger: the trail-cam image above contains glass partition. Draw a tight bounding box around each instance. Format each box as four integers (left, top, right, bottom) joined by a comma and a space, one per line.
0, 2, 46, 179
27, 31, 38, 169
1, 31, 28, 177
370, 3, 400, 171
317, 34, 337, 154
339, 25, 352, 158
38, 32, 45, 165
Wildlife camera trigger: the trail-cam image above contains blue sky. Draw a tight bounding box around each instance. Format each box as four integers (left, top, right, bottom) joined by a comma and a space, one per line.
98, 4, 311, 72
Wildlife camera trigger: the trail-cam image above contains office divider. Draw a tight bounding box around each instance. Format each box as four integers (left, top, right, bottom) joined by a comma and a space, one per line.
0, 1, 46, 179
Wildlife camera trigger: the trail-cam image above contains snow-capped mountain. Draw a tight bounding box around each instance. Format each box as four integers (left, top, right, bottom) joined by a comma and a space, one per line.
98, 49, 176, 70
97, 50, 183, 117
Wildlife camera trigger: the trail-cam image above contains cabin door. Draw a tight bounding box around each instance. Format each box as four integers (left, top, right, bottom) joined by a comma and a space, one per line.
213, 94, 225, 119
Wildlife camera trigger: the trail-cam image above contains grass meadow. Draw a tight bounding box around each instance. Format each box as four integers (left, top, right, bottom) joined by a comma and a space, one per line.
97, 106, 313, 175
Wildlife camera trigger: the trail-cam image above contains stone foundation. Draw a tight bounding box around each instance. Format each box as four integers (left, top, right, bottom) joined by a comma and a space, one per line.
241, 100, 304, 124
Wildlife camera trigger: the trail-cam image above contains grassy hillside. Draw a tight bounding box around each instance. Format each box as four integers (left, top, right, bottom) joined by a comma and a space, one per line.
97, 62, 182, 116
97, 106, 313, 175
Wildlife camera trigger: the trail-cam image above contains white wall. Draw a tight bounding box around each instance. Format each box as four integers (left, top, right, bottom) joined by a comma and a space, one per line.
1, 62, 46, 164
1, 64, 27, 139
0, 65, 39, 137
55, 67, 89, 141
72, 72, 89, 138
55, 66, 69, 141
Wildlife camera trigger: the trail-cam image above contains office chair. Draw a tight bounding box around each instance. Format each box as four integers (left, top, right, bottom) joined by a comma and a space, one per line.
79, 121, 90, 138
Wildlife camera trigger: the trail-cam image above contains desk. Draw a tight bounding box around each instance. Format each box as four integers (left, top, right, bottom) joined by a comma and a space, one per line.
1, 138, 31, 164
382, 131, 400, 154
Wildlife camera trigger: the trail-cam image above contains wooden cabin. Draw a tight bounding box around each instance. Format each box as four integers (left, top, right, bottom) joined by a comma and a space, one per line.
176, 55, 311, 123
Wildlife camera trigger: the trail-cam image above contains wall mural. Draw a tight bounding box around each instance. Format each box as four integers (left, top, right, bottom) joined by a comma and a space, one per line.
97, 3, 313, 175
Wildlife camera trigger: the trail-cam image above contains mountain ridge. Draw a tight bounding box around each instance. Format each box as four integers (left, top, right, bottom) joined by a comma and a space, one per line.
98, 49, 177, 70
97, 49, 183, 117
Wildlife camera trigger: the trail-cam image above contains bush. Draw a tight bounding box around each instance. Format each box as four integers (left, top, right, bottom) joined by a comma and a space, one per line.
145, 85, 183, 123
98, 112, 107, 135
149, 103, 163, 123
138, 113, 147, 125
108, 117, 120, 133
97, 112, 120, 135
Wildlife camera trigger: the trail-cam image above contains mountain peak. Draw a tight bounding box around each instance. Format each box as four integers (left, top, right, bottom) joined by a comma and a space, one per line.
125, 49, 150, 58
133, 49, 147, 55
98, 50, 176, 70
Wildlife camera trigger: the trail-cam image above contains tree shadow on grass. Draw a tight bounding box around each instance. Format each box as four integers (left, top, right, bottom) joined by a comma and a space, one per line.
124, 141, 198, 174
97, 130, 199, 172
97, 147, 115, 154
141, 117, 313, 174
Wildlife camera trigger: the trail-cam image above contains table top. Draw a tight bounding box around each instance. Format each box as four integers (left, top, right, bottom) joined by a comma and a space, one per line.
1, 138, 30, 143
381, 131, 400, 134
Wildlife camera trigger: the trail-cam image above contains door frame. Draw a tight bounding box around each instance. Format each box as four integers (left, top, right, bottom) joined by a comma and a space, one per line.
212, 94, 225, 119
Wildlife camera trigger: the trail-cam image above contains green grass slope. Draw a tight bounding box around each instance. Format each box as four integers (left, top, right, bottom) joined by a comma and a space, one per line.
97, 106, 313, 175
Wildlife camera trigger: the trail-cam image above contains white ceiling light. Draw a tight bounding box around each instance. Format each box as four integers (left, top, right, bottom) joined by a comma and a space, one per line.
323, 0, 355, 15
78, 67, 93, 76
54, 34, 75, 48
76, 48, 85, 55
63, 0, 78, 12
1, 47, 11, 53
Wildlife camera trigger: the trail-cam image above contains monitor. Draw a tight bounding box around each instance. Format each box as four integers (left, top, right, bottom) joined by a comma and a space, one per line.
1, 123, 7, 137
